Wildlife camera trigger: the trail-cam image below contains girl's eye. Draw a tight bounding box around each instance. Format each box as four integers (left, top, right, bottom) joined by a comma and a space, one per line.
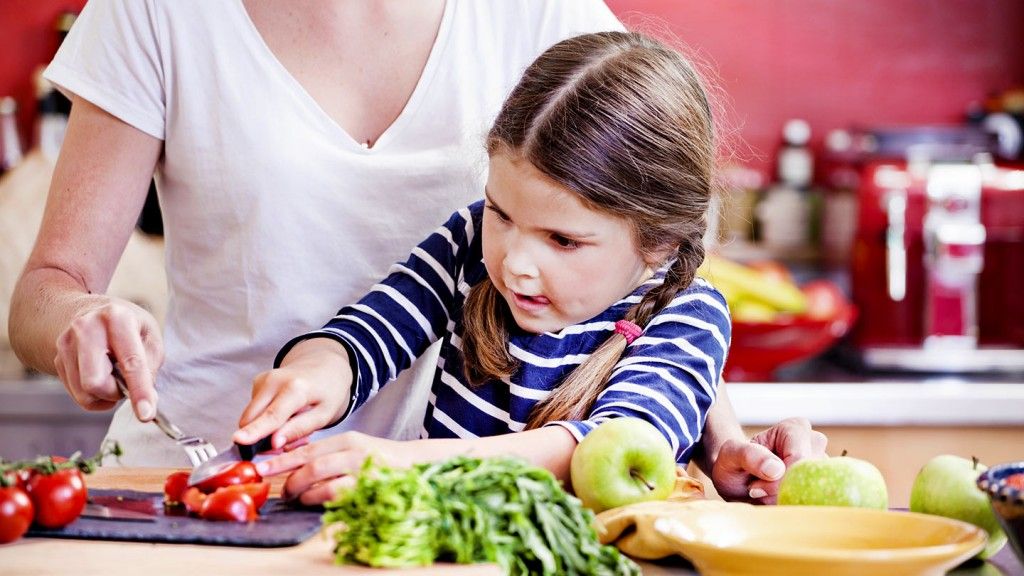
552, 234, 580, 250
486, 205, 510, 222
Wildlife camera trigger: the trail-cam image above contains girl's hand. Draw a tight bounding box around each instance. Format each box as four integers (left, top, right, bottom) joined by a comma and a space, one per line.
54, 299, 163, 421
255, 431, 413, 505
234, 338, 353, 450
710, 417, 828, 504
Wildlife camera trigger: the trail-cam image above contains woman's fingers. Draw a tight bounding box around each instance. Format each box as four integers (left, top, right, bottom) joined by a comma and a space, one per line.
53, 301, 163, 418
106, 307, 158, 420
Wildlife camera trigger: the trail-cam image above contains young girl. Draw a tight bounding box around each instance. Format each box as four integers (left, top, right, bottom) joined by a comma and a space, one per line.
238, 31, 731, 504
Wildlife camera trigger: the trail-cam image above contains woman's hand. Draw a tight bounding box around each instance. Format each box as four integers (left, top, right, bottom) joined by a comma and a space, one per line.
255, 431, 413, 505
54, 298, 163, 420
234, 338, 353, 451
710, 417, 828, 504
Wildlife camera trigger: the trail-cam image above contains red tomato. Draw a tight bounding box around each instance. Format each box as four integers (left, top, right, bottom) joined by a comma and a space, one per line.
1007, 473, 1024, 490
220, 482, 270, 510
193, 461, 262, 493
26, 469, 87, 528
0, 486, 34, 543
200, 489, 256, 523
181, 487, 207, 515
2, 469, 34, 491
801, 280, 847, 321
163, 471, 190, 505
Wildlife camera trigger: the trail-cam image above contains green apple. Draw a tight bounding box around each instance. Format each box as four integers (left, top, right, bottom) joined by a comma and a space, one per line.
777, 455, 888, 509
569, 417, 676, 513
910, 455, 1006, 559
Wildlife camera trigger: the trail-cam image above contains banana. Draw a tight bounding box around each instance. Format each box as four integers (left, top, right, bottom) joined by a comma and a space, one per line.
697, 255, 807, 314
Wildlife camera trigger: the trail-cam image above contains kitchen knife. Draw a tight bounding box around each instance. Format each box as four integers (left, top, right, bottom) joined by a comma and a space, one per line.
187, 436, 275, 487
81, 502, 158, 523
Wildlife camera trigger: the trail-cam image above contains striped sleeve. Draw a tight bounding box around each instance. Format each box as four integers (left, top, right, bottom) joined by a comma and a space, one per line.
548, 281, 731, 464
275, 204, 480, 418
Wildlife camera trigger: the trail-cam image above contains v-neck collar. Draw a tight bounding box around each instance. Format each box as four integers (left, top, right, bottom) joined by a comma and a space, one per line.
233, 0, 456, 154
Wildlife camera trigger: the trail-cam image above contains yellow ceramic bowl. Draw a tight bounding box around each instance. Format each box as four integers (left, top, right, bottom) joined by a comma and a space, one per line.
652, 503, 987, 576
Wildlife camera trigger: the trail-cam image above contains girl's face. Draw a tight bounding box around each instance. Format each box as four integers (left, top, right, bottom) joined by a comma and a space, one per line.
482, 153, 656, 334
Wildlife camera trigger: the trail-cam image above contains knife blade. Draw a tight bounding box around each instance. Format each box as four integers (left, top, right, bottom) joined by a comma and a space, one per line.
81, 502, 158, 523
187, 435, 275, 487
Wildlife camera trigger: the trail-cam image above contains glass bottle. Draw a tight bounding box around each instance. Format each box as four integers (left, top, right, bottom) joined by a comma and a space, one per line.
0, 96, 24, 175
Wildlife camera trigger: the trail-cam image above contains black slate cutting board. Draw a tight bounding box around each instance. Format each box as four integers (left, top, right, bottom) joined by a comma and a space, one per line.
26, 489, 323, 547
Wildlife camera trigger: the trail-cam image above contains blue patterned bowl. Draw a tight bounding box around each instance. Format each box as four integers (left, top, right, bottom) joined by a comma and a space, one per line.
976, 461, 1024, 565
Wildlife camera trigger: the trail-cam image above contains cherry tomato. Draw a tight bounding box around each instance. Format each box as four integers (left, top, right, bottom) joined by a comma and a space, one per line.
2, 469, 34, 490
200, 489, 256, 522
163, 472, 190, 505
0, 486, 34, 543
220, 482, 270, 510
193, 461, 262, 494
181, 487, 207, 515
26, 468, 87, 528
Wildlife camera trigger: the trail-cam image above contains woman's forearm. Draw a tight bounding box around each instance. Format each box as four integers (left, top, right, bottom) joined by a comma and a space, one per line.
9, 267, 106, 373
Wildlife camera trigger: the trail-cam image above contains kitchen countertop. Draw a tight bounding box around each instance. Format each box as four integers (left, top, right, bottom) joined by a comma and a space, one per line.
1, 468, 1020, 575
728, 357, 1024, 427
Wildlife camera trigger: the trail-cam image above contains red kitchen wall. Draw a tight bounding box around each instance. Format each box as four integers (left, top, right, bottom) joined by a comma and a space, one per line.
2, 1, 1022, 178
606, 0, 1024, 177
0, 0, 85, 150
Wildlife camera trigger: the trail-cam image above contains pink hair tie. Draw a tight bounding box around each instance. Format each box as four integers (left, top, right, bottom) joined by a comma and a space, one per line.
614, 319, 643, 345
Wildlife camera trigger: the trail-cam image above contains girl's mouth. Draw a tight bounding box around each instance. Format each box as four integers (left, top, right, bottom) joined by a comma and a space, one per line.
512, 292, 551, 312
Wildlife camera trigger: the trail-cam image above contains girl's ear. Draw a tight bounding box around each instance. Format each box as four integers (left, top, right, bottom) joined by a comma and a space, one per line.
643, 243, 676, 269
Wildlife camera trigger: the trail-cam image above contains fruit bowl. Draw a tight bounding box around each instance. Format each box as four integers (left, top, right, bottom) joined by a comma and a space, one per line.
976, 460, 1024, 565
724, 299, 857, 382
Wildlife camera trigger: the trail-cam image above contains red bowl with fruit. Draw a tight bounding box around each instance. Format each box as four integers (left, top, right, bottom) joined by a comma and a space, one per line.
724, 281, 858, 382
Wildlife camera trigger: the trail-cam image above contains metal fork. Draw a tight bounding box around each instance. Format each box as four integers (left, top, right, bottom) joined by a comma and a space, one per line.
111, 364, 218, 467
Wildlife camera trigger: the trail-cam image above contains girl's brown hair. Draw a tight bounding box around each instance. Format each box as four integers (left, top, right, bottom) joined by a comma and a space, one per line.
461, 31, 718, 429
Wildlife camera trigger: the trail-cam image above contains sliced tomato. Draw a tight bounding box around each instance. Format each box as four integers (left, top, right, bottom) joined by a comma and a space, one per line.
192, 461, 262, 494
0, 486, 34, 543
200, 489, 256, 523
163, 471, 190, 505
181, 487, 207, 515
25, 468, 86, 529
220, 482, 270, 510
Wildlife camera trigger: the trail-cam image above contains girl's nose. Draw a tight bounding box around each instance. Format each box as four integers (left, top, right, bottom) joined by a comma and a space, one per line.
503, 237, 539, 279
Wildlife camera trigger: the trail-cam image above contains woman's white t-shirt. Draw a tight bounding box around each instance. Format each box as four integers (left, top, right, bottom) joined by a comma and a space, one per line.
46, 0, 622, 465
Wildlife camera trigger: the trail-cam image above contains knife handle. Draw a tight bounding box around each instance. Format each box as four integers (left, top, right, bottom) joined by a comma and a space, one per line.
237, 435, 275, 461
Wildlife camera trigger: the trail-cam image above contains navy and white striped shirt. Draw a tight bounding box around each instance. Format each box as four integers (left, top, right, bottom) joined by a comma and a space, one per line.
278, 201, 731, 464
